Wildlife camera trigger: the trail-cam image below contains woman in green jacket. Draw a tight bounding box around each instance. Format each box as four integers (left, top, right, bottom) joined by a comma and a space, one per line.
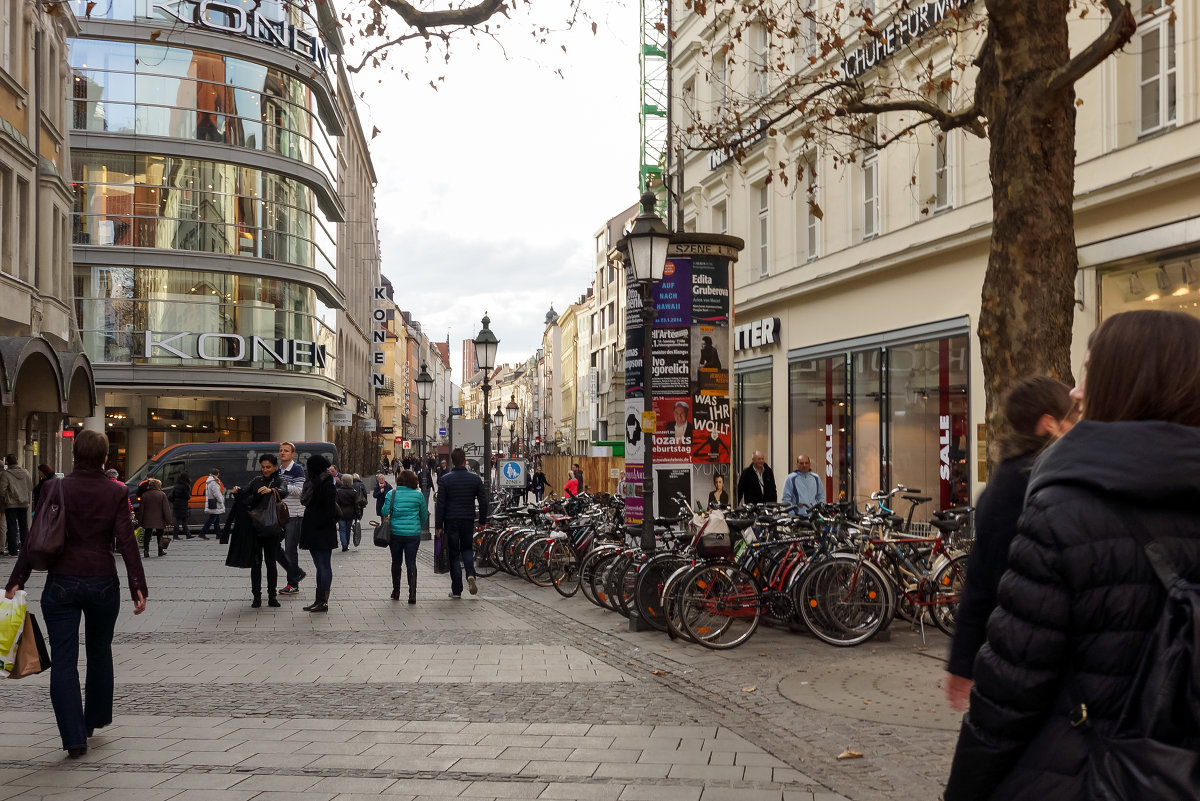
383, 469, 428, 603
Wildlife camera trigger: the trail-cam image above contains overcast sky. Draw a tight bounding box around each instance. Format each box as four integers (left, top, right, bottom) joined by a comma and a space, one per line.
348, 0, 640, 381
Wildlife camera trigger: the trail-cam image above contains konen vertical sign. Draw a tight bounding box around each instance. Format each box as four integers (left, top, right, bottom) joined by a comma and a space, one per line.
146, 0, 331, 71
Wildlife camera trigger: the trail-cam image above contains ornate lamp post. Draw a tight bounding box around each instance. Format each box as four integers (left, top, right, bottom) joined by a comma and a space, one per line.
473, 315, 499, 495
622, 191, 670, 554
492, 405, 503, 463
416, 361, 434, 535
506, 394, 518, 456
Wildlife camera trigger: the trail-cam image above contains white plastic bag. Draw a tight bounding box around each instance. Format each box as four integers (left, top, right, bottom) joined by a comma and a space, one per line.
0, 589, 29, 677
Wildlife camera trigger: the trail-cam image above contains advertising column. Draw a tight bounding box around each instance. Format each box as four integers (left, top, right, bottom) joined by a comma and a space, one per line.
624, 235, 742, 525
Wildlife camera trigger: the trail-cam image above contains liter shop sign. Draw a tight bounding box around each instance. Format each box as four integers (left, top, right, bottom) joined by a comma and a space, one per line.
147, 0, 331, 71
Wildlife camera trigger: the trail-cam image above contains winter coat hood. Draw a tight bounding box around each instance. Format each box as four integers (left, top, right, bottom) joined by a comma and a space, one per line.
1028, 420, 1200, 504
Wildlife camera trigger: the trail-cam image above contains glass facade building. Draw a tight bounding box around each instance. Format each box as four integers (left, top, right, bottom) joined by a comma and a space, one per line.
69, 0, 350, 474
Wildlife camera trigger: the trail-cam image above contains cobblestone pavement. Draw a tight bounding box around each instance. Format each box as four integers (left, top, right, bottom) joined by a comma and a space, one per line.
0, 508, 961, 800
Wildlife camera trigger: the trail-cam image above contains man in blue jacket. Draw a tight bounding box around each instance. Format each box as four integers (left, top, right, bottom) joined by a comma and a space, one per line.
435, 448, 488, 598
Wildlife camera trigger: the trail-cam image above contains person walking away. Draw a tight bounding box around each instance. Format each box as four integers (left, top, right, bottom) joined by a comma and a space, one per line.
32, 464, 55, 512
943, 309, 1200, 801
736, 451, 777, 505
944, 376, 1074, 712
373, 474, 393, 517
335, 475, 359, 551
0, 455, 32, 555
196, 468, 225, 540
436, 448, 487, 598
227, 454, 285, 608
418, 461, 434, 527
382, 470, 427, 602
781, 455, 824, 515
299, 454, 337, 612
136, 478, 172, 558
275, 442, 306, 595
168, 473, 191, 539
351, 473, 368, 534
5, 429, 147, 758
533, 466, 546, 502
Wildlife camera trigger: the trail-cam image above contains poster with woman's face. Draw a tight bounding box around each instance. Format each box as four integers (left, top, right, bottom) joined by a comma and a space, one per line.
624, 412, 645, 463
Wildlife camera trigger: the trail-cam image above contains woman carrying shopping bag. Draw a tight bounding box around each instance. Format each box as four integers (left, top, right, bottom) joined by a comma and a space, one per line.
4, 430, 147, 758
382, 470, 428, 603
136, 479, 172, 558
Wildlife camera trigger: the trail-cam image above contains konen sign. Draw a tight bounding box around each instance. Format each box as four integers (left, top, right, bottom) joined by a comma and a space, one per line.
143, 332, 328, 368
147, 0, 331, 71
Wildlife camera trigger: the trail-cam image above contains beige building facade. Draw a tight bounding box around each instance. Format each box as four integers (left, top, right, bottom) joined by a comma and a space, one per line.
671, 0, 1199, 512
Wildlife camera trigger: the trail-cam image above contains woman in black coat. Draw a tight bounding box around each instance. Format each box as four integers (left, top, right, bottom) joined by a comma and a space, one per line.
372, 474, 393, 516
944, 310, 1200, 801
944, 376, 1074, 711
298, 453, 337, 613
224, 454, 285, 608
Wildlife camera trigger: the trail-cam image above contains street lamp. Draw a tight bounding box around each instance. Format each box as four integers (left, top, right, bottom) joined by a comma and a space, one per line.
416, 360, 434, 536
474, 314, 499, 496
622, 190, 670, 557
506, 394, 518, 456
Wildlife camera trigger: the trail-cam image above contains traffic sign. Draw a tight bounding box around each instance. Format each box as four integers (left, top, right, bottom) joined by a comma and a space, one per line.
402, 439, 412, 450
449, 406, 463, 416
498, 460, 524, 488
438, 428, 447, 437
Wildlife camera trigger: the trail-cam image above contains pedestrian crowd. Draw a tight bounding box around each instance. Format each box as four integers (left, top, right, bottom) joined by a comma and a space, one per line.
1, 309, 1197, 801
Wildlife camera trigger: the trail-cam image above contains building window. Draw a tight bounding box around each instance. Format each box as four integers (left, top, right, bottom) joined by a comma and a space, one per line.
861, 127, 879, 239
756, 184, 770, 278
803, 153, 820, 261
713, 201, 727, 235
932, 88, 953, 211
735, 367, 772, 490
804, 0, 818, 59
1138, 1, 1176, 136
754, 25, 770, 98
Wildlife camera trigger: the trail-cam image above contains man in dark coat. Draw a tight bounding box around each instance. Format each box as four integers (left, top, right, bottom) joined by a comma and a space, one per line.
736, 451, 777, 505
435, 447, 488, 598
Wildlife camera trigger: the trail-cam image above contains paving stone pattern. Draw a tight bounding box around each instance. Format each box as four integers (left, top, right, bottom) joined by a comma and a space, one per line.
0, 506, 961, 800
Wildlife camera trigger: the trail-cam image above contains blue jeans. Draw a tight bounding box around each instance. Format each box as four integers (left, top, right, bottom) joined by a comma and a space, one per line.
276, 518, 303, 585
309, 548, 332, 592
197, 514, 221, 537
444, 519, 476, 596
389, 537, 420, 573
40, 574, 122, 750
338, 519, 350, 549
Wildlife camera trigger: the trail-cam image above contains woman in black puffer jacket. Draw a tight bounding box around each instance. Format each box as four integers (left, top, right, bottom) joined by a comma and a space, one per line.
944, 310, 1200, 800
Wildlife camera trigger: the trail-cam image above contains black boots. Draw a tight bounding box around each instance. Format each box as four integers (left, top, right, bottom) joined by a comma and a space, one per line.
391, 569, 402, 601
304, 590, 329, 613
407, 569, 417, 604
251, 596, 261, 608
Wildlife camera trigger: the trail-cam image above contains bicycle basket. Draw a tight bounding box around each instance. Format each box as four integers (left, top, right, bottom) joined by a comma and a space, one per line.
691, 510, 734, 558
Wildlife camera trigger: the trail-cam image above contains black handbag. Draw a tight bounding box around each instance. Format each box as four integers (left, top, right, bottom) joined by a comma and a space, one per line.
433, 532, 449, 574
247, 490, 284, 538
1072, 508, 1200, 800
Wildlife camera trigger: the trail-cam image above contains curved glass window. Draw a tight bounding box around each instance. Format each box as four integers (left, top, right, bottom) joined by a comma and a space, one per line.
72, 151, 336, 280
69, 40, 337, 181
74, 265, 334, 377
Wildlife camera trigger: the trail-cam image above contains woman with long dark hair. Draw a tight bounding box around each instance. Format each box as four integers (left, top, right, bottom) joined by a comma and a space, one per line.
943, 310, 1200, 800
299, 454, 337, 613
5, 430, 147, 758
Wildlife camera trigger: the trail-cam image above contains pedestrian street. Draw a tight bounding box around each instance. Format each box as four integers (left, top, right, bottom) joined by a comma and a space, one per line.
0, 507, 962, 801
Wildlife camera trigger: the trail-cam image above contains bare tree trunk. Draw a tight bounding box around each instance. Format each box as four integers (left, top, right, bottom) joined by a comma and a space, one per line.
977, 0, 1078, 461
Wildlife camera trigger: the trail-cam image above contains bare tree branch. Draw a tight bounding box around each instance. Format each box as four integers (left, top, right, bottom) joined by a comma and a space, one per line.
845, 97, 987, 138
378, 0, 509, 37
1045, 0, 1136, 95
349, 29, 448, 72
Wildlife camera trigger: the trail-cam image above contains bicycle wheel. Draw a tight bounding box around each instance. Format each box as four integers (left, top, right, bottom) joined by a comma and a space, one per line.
602, 553, 635, 615
473, 528, 500, 578
548, 539, 581, 597
662, 564, 699, 643
634, 554, 687, 632
613, 553, 646, 619
929, 554, 968, 636
679, 563, 762, 650
591, 551, 624, 610
523, 537, 555, 587
796, 554, 891, 647
578, 546, 618, 608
